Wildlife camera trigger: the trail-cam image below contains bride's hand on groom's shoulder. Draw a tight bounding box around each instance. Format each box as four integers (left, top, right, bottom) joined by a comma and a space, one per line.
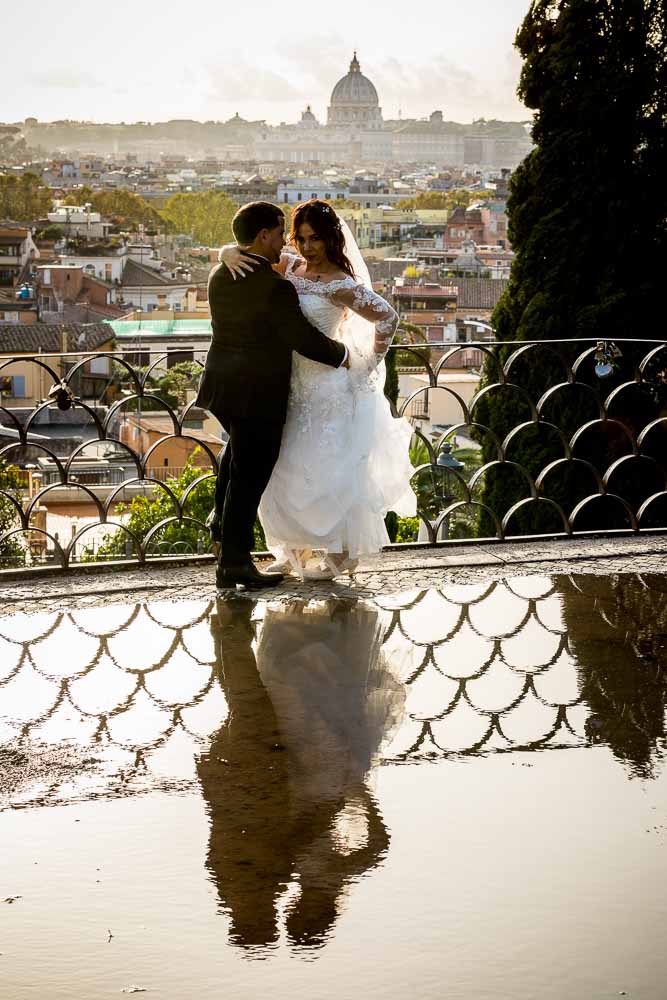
218, 243, 257, 280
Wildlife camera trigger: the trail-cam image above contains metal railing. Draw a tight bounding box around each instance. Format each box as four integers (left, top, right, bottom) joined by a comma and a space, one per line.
1, 338, 667, 573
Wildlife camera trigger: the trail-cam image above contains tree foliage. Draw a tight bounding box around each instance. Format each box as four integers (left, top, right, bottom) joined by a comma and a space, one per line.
397, 190, 491, 212
0, 173, 52, 221
0, 460, 26, 567
565, 574, 667, 778
93, 454, 215, 560
494, 0, 665, 344
160, 191, 238, 246
92, 450, 265, 560
63, 186, 167, 231
474, 0, 667, 535
110, 360, 203, 413
0, 127, 42, 166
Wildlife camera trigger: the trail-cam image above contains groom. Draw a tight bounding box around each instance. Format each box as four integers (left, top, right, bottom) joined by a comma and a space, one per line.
196, 201, 348, 589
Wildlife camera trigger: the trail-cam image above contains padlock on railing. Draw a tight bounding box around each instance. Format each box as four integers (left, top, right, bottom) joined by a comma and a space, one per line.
48, 381, 76, 411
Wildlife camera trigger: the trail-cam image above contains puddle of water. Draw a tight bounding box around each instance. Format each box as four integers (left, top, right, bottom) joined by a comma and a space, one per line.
1, 574, 666, 999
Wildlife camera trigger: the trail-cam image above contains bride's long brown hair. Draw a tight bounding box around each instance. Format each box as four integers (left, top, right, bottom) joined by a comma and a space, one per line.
290, 200, 355, 278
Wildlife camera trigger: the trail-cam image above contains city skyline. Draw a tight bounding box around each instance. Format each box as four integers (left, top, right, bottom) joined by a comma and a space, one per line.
5, 0, 532, 125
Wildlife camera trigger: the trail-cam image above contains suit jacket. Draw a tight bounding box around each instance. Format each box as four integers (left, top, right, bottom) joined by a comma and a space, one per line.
196, 254, 346, 423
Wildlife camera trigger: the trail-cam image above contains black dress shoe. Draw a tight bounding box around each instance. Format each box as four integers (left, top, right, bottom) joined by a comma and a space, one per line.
216, 562, 284, 590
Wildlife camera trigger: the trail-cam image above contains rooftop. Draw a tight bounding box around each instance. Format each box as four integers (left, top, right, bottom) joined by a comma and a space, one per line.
394, 284, 458, 298
0, 321, 114, 354
120, 259, 192, 288
110, 318, 212, 338
450, 277, 509, 308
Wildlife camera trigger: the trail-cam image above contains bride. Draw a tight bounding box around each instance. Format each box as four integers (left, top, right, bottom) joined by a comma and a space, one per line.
220, 199, 416, 580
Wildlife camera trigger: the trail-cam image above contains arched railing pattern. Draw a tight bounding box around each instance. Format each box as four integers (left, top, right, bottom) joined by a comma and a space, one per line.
1, 339, 667, 573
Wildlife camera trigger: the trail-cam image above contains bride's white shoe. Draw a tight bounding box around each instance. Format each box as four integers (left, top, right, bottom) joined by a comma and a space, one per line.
301, 553, 359, 581
266, 549, 315, 578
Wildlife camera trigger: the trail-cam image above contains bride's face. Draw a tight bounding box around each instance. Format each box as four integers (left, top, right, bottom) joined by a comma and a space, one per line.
295, 223, 329, 269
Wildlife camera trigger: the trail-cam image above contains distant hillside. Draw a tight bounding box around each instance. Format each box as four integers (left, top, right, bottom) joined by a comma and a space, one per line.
5, 117, 531, 159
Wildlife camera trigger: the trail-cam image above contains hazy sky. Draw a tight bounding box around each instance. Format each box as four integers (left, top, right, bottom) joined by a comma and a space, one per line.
4, 0, 532, 124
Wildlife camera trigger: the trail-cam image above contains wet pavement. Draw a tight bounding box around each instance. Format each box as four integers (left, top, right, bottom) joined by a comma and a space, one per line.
1, 572, 666, 999
3, 532, 667, 614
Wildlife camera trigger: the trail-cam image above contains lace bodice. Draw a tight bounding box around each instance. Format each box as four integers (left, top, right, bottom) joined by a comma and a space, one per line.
283, 254, 399, 356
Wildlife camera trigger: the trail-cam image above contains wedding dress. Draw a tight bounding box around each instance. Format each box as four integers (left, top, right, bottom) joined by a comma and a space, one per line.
259, 230, 417, 577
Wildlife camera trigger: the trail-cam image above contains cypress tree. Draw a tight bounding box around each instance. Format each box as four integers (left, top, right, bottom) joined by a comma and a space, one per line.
475, 0, 667, 536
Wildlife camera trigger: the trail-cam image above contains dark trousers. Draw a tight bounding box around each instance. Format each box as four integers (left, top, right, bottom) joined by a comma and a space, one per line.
214, 416, 284, 566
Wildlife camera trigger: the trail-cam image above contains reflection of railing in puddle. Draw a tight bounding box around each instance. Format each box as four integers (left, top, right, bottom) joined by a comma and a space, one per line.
3, 574, 664, 959
1, 574, 664, 788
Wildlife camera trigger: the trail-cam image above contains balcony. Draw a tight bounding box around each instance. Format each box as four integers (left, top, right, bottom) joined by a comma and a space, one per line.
1, 337, 666, 575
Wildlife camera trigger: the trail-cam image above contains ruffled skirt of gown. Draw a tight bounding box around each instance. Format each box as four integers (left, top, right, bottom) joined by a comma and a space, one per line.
259, 299, 416, 571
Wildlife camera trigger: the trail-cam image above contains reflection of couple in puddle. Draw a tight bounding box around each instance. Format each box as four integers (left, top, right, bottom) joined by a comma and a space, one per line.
196, 597, 404, 952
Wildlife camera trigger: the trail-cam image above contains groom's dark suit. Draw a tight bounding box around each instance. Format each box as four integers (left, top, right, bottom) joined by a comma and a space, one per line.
196, 254, 345, 567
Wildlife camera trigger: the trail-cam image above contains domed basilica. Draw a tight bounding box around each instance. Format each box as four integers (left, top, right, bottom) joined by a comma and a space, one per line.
254, 53, 532, 169
256, 52, 391, 163
327, 52, 383, 131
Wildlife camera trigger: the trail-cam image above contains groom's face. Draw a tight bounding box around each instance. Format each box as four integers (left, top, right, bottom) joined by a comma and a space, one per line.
261, 222, 285, 264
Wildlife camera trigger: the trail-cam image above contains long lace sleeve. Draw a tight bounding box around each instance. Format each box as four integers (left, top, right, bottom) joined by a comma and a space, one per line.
329, 282, 399, 364
279, 251, 302, 276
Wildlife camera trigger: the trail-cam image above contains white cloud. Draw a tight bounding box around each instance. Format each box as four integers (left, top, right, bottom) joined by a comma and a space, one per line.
372, 55, 526, 120
208, 63, 302, 104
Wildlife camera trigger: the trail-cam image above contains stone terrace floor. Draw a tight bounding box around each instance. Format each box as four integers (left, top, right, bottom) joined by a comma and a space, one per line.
2, 534, 666, 615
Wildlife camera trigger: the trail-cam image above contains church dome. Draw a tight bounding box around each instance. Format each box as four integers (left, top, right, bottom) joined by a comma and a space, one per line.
330, 52, 379, 106
297, 104, 319, 130
327, 53, 383, 131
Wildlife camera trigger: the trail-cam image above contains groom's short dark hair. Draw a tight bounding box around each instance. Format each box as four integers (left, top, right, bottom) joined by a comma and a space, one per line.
232, 201, 284, 245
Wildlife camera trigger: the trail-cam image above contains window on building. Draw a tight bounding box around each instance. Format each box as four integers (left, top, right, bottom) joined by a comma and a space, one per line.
167, 348, 194, 368
127, 351, 150, 368
105, 263, 112, 281
4, 375, 27, 398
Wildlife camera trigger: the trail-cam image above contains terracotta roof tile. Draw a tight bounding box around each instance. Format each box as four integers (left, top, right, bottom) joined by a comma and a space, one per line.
449, 278, 508, 309
0, 322, 115, 355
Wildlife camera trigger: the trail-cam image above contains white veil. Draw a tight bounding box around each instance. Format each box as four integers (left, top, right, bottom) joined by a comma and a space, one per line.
336, 215, 389, 386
